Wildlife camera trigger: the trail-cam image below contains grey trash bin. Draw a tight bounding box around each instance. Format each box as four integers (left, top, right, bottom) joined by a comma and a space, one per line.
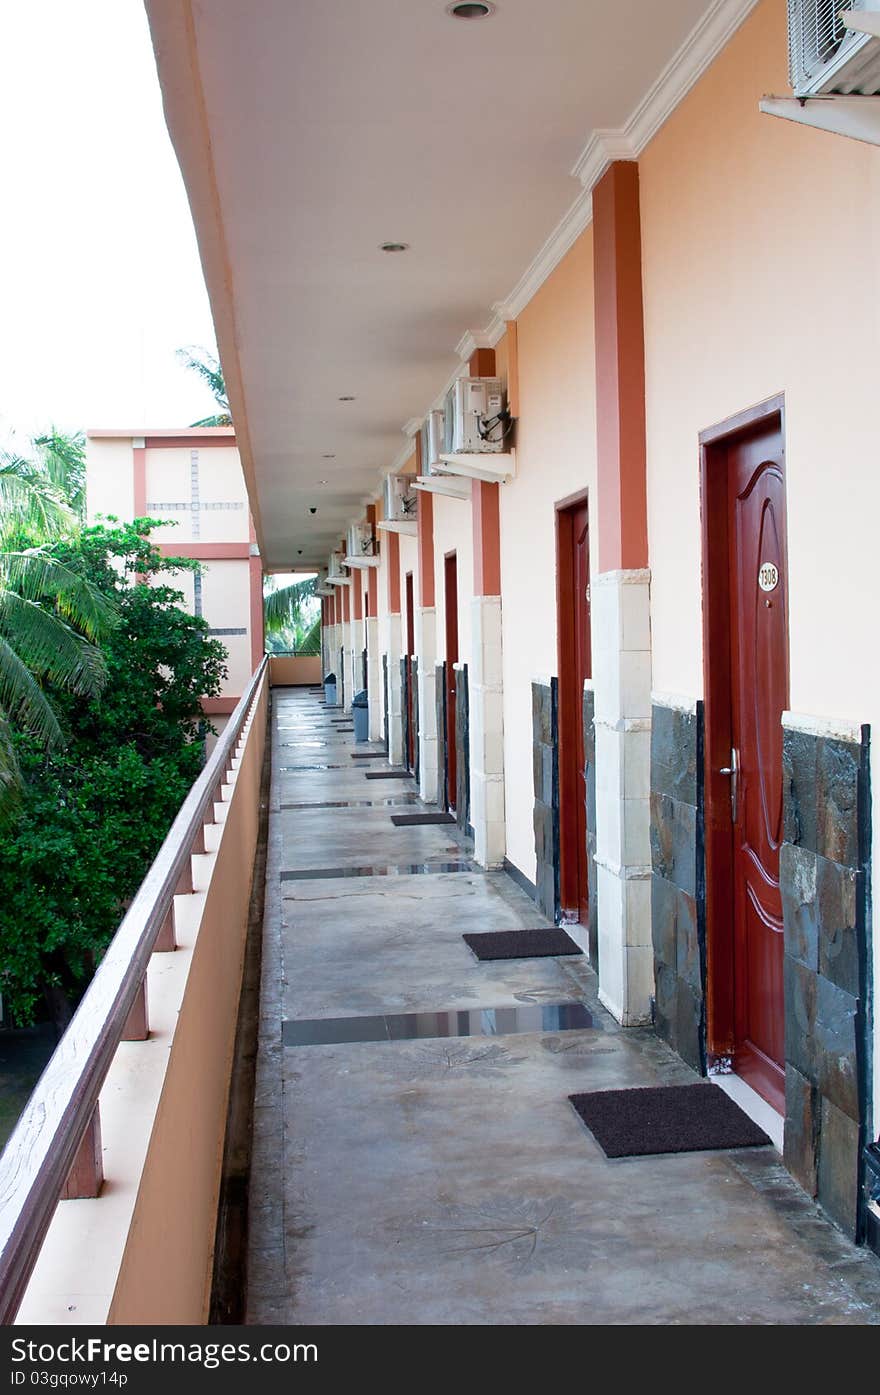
323, 672, 337, 705
352, 689, 369, 743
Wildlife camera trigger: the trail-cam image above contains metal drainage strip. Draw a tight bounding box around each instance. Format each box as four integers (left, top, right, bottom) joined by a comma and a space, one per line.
281, 1002, 594, 1046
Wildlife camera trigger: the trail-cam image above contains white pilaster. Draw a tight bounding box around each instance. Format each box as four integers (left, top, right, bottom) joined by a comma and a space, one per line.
415, 606, 437, 803
366, 616, 382, 741
384, 612, 404, 766
593, 568, 653, 1025
342, 620, 355, 712
470, 595, 506, 868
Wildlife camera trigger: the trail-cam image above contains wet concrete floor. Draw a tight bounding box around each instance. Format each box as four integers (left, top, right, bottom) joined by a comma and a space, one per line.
247, 688, 880, 1325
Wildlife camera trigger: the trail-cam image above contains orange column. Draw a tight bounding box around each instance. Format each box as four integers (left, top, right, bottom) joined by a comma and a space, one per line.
133, 443, 147, 516
342, 580, 350, 623
366, 505, 378, 617
593, 160, 648, 571
472, 480, 501, 597
353, 564, 363, 621
387, 531, 401, 614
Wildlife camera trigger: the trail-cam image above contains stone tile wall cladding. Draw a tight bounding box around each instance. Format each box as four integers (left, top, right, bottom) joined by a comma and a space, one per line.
781, 724, 872, 1240
338, 647, 345, 706
382, 655, 389, 752
532, 679, 560, 923
455, 664, 470, 834
583, 685, 599, 971
400, 658, 411, 771
411, 657, 419, 784
435, 662, 447, 808
649, 701, 706, 1076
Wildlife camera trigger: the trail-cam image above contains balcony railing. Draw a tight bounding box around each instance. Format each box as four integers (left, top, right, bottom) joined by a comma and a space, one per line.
0, 657, 269, 1324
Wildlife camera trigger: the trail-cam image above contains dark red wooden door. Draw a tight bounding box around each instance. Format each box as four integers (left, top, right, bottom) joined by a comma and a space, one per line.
405, 571, 415, 771
444, 554, 458, 812
728, 424, 788, 1111
557, 498, 591, 925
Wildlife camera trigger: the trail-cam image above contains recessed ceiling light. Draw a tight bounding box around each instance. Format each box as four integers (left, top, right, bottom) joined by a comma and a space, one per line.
380, 241, 410, 253
319, 479, 329, 485
338, 395, 356, 402
447, 1, 495, 18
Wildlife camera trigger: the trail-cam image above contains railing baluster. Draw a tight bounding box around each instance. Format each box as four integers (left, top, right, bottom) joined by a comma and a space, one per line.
62, 1108, 103, 1201
122, 979, 149, 1042
154, 907, 176, 952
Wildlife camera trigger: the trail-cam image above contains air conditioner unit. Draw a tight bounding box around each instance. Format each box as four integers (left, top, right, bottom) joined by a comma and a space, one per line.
788, 1, 880, 95
327, 552, 350, 585
419, 409, 447, 473
344, 520, 379, 569
378, 473, 418, 535
444, 377, 506, 454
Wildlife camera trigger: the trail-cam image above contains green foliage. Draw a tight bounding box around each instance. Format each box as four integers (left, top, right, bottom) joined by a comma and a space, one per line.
0, 460, 118, 819
0, 520, 227, 1025
31, 429, 87, 521
263, 574, 319, 654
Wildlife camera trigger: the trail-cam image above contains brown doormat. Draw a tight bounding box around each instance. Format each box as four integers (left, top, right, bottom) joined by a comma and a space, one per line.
365, 769, 414, 779
463, 928, 583, 960
568, 1084, 771, 1158
390, 812, 455, 826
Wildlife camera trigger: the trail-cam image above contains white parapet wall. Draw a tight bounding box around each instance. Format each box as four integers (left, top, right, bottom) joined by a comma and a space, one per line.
17, 676, 269, 1325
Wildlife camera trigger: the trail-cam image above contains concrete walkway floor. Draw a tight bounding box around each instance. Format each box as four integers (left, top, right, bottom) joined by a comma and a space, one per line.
246, 688, 880, 1326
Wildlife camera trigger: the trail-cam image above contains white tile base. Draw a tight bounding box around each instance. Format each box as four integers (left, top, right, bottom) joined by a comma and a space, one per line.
366, 617, 382, 741
592, 569, 653, 1025
416, 607, 437, 804
470, 596, 505, 868
385, 613, 403, 767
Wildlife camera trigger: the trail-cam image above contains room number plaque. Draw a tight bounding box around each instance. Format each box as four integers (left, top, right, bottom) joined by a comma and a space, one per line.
758, 562, 779, 593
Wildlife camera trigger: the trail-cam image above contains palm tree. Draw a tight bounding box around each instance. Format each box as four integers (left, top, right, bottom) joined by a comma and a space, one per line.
176, 346, 232, 426
32, 428, 87, 520
0, 456, 117, 818
263, 575, 319, 653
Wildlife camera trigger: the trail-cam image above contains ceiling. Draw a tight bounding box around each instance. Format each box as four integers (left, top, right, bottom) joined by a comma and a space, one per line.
146, 0, 726, 570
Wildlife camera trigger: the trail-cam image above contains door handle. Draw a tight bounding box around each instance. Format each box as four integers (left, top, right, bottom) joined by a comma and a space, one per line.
719, 747, 739, 824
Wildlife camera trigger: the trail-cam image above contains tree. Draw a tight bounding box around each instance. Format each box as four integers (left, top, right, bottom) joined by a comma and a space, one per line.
263, 574, 319, 654
176, 346, 232, 426
0, 451, 116, 821
0, 520, 227, 1025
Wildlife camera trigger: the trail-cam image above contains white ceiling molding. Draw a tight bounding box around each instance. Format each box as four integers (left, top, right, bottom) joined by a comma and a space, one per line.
477, 0, 759, 338
402, 418, 422, 439
397, 0, 760, 463
455, 329, 493, 361
492, 185, 594, 326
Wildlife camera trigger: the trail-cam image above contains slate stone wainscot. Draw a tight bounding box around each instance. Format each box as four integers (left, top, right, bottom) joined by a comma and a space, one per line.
338, 647, 345, 706
649, 699, 706, 1075
532, 679, 559, 923
583, 683, 599, 971
434, 661, 447, 807
411, 657, 420, 784
781, 718, 872, 1241
382, 654, 389, 752
455, 663, 470, 834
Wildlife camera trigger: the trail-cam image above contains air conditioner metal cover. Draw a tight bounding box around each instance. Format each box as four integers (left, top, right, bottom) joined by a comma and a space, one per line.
788, 0, 880, 95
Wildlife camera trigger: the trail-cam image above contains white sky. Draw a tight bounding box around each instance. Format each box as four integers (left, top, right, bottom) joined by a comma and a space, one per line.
0, 0, 219, 448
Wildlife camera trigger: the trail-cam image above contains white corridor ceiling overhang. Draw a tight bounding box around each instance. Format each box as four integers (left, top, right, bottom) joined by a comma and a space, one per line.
145, 0, 752, 570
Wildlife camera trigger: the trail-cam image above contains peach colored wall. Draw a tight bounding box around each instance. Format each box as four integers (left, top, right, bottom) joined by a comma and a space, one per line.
108, 676, 268, 1324
639, 0, 880, 1114
269, 654, 322, 686
432, 493, 474, 665
85, 438, 135, 523
500, 227, 597, 882
143, 446, 248, 545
